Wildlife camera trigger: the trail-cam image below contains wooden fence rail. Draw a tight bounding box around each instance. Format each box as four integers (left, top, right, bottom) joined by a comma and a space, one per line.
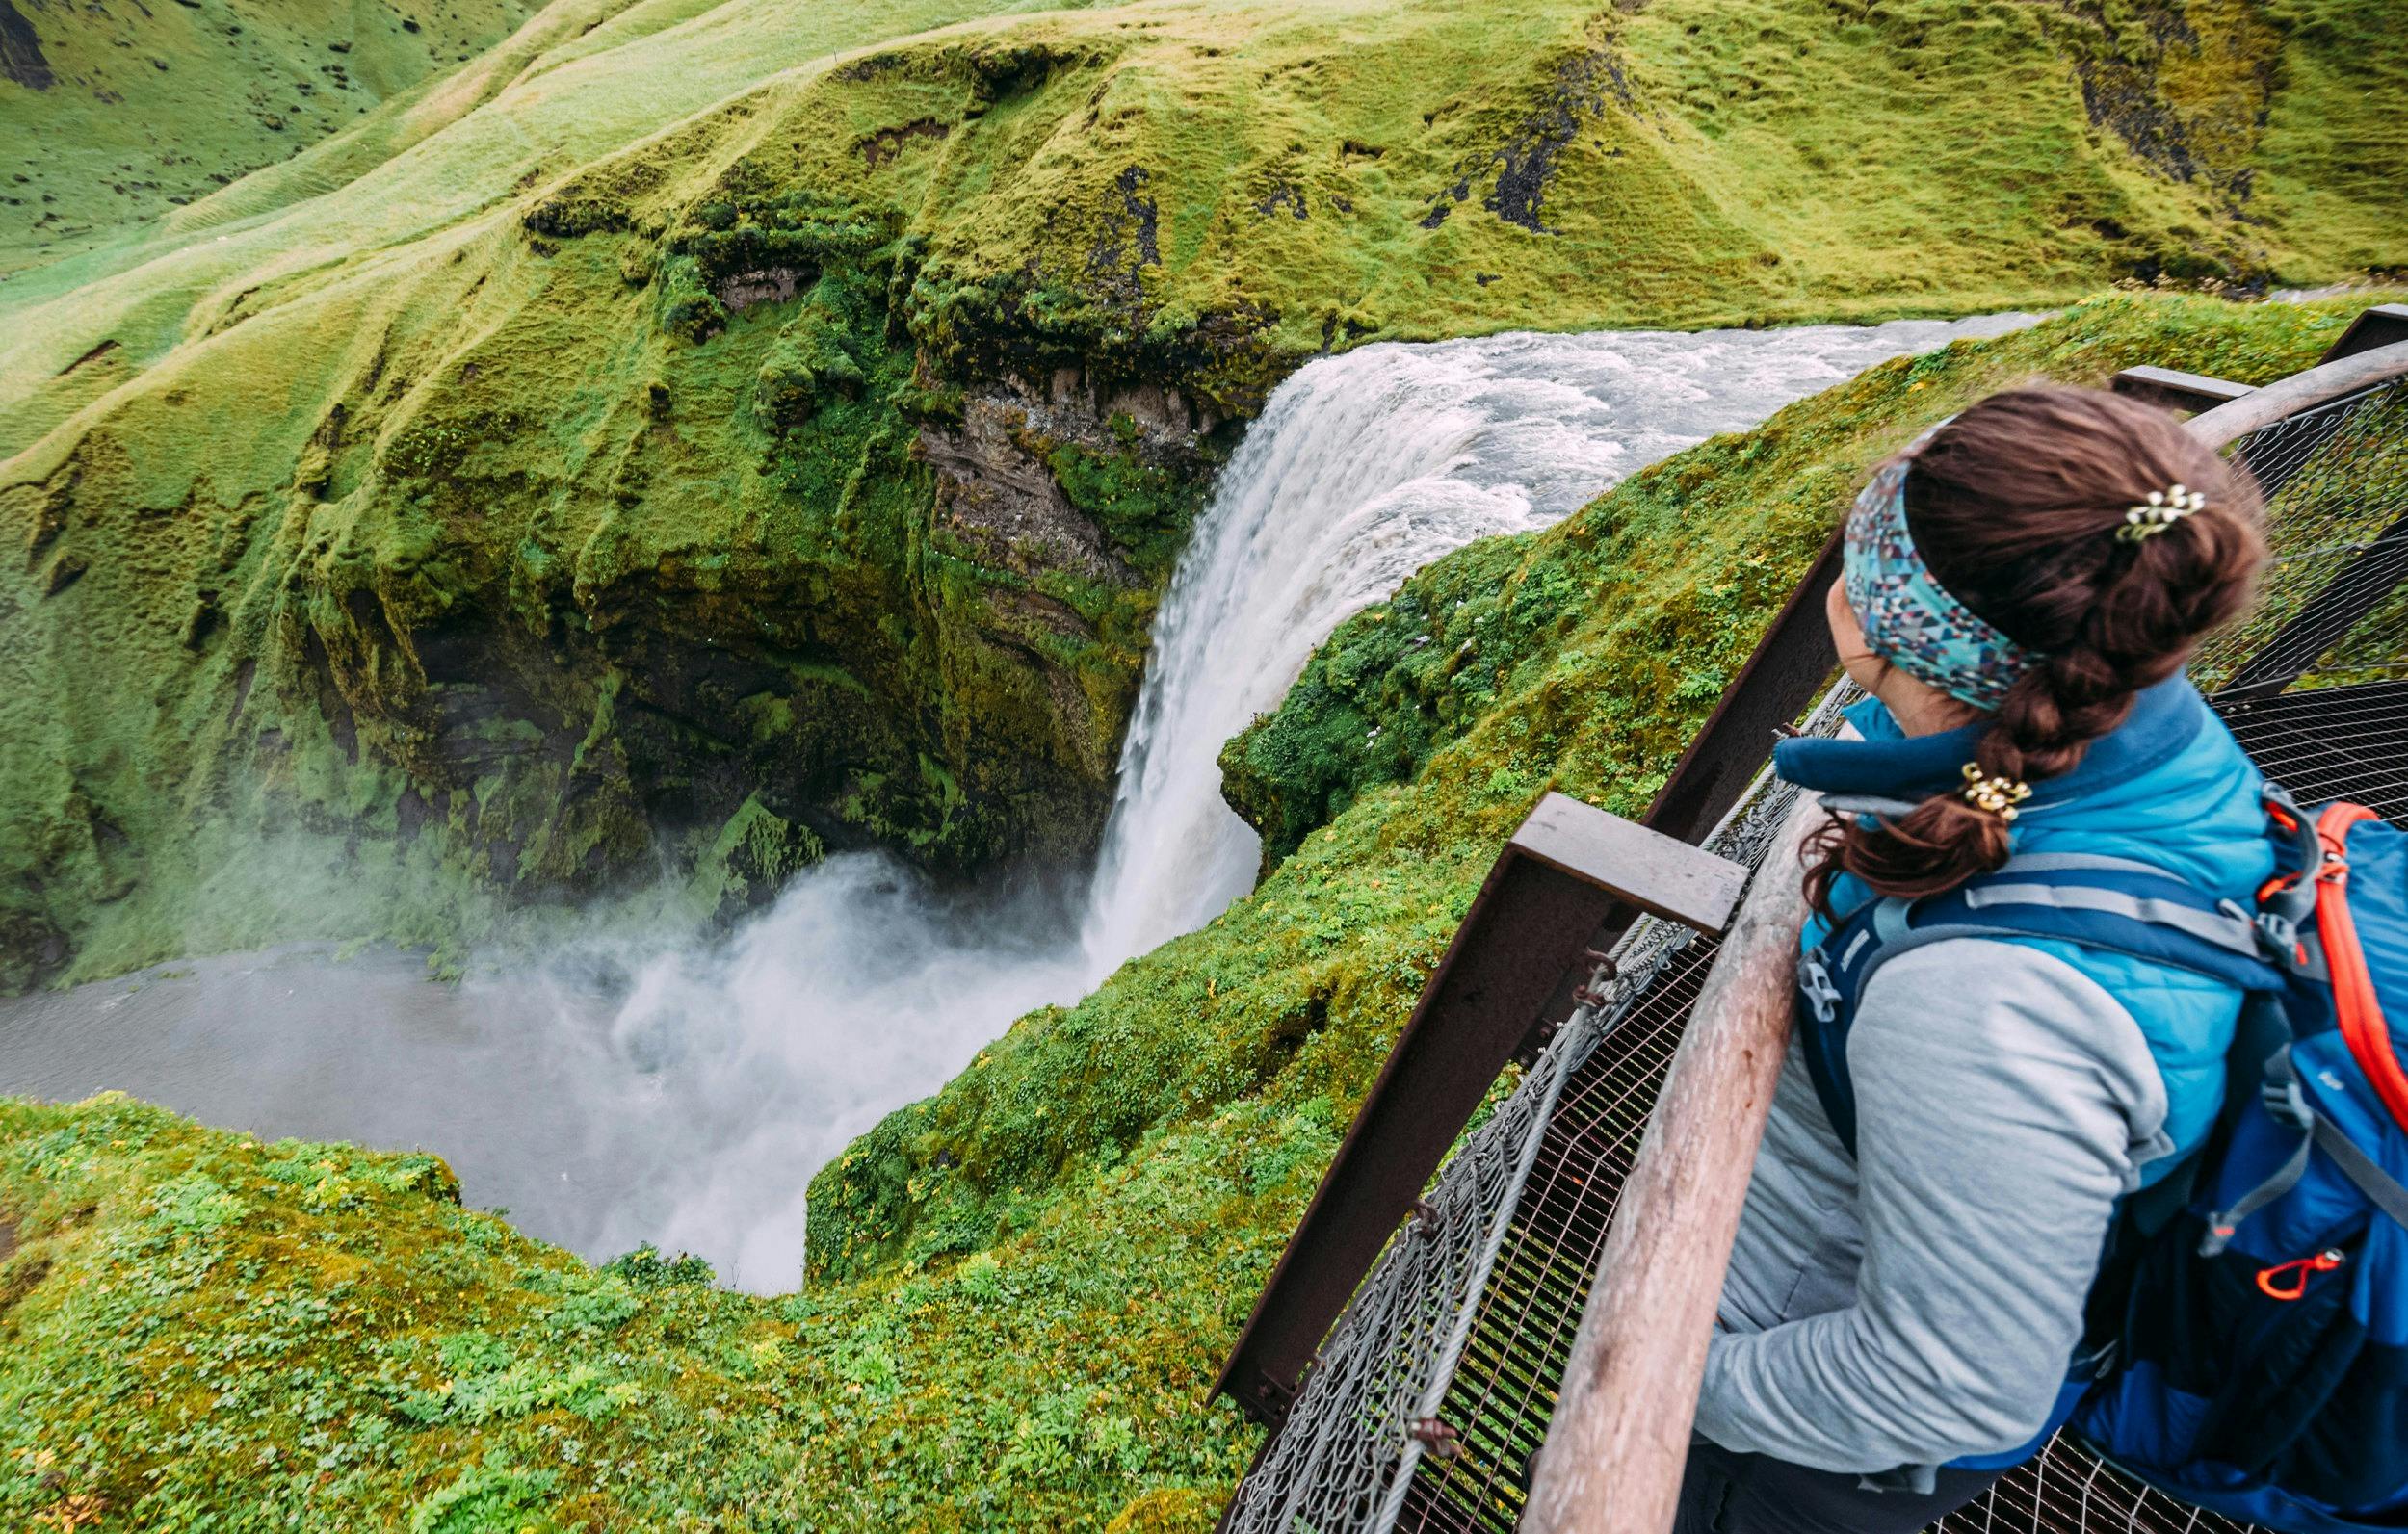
1518, 334, 2408, 1534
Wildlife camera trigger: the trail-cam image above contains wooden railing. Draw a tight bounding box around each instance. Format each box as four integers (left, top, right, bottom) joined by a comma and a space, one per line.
1211, 301, 2408, 1534
1518, 328, 2408, 1534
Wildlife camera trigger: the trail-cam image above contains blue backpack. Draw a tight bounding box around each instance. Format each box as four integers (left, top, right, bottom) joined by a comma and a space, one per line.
1794, 788, 2408, 1532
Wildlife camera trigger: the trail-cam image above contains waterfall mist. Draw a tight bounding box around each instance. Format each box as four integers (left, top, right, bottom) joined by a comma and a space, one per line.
0, 314, 2034, 1290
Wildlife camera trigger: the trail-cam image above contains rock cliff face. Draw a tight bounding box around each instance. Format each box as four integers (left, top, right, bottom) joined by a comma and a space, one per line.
3, 0, 2401, 985
0, 197, 1225, 985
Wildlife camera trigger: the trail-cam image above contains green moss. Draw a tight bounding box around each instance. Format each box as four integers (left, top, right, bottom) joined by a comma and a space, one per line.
0, 1088, 1268, 1530
0, 296, 2380, 1530
1044, 439, 1210, 581
4, 0, 2399, 986
685, 793, 827, 921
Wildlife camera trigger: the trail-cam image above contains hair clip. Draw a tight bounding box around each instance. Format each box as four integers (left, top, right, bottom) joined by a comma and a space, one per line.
1960, 763, 2032, 820
2120, 483, 2207, 542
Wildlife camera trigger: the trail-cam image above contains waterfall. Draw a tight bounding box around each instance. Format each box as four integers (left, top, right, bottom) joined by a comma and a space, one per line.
0, 313, 2035, 1288
1077, 315, 2036, 975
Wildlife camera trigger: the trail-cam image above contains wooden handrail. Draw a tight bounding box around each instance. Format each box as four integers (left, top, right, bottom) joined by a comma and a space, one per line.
1518, 323, 2408, 1534
2186, 337, 2408, 448
1522, 791, 1821, 1534
1209, 793, 1751, 1427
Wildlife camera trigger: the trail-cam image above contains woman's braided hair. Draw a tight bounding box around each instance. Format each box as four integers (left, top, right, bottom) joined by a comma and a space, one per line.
1802, 387, 2268, 914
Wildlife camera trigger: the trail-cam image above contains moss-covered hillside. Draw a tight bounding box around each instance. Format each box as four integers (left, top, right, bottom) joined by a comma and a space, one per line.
4, 0, 2403, 988
0, 294, 2379, 1531
0, 0, 553, 271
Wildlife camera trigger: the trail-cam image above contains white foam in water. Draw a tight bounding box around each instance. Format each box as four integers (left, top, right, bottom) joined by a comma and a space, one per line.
0, 314, 2035, 1290
1079, 317, 2039, 967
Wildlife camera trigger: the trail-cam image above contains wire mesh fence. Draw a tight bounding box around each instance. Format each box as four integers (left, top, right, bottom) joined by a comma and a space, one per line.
1220, 369, 2408, 1534
2195, 376, 2408, 697
1218, 686, 1853, 1534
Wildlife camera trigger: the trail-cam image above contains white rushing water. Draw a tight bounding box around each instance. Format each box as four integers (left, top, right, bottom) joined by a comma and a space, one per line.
1078, 317, 2038, 966
0, 313, 2034, 1289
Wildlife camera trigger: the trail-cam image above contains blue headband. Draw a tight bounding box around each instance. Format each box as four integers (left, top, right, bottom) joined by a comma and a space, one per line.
1841, 429, 2040, 711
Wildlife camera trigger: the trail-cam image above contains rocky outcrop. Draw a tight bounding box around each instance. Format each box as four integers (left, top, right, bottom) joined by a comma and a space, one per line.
922, 396, 1133, 586
0, 1, 51, 92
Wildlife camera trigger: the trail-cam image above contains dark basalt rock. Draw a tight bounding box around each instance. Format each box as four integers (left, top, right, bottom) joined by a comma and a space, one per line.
0, 0, 50, 91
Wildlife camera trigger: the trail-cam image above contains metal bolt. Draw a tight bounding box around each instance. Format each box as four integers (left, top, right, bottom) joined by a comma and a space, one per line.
1407, 1417, 1464, 1460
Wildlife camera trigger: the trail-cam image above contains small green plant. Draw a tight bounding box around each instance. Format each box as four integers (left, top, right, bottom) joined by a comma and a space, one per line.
601, 1243, 715, 1289
148, 1170, 247, 1233
408, 1456, 562, 1534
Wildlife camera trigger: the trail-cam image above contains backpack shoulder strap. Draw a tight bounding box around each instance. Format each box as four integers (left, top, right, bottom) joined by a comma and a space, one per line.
1796, 855, 2284, 1158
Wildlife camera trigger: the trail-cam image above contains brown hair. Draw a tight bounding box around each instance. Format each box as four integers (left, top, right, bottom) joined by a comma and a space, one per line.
1803, 386, 2267, 914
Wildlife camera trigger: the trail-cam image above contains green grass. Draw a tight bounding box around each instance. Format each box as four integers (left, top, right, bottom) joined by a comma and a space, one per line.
0, 0, 553, 273
3, 0, 2403, 987
0, 293, 2380, 1531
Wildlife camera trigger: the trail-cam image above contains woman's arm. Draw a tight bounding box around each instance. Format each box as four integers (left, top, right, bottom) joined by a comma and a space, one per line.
1692, 938, 2166, 1473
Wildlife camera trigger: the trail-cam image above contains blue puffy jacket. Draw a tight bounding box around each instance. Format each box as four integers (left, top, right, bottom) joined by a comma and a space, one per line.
1686, 674, 2264, 1473
1784, 676, 2275, 1170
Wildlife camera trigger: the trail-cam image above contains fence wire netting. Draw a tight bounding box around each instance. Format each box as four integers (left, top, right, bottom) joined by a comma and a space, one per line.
1221, 368, 2407, 1534
2195, 376, 2408, 689
1218, 688, 1852, 1534
2202, 375, 2408, 820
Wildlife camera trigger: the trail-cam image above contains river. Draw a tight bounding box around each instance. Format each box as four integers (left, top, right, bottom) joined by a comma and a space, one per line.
0, 313, 2035, 1289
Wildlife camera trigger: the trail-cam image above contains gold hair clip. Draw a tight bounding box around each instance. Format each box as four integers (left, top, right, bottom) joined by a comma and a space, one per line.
1961, 762, 2033, 820
2120, 483, 2208, 542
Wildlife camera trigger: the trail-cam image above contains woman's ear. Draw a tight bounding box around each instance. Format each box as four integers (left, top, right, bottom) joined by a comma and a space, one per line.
1825, 574, 1982, 737
1825, 577, 1880, 691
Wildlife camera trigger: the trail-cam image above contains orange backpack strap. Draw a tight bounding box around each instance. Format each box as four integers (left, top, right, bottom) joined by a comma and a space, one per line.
2316, 801, 2408, 1132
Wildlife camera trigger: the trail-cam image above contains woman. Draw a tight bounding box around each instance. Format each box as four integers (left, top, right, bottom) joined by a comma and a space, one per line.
1678, 388, 2271, 1533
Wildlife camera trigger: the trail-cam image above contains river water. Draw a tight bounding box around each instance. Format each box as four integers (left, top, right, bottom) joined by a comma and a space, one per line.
0, 314, 2034, 1289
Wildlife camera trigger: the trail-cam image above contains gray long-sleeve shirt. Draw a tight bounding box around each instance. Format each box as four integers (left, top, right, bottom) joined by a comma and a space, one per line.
1694, 937, 2174, 1479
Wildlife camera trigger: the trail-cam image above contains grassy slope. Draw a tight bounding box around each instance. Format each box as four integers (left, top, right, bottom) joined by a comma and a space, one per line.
0, 0, 552, 272
2, 0, 2402, 989
0, 294, 2376, 1533
0, 0, 1150, 986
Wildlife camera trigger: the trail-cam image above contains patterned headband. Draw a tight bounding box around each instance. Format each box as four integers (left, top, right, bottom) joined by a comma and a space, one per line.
1840, 424, 2040, 711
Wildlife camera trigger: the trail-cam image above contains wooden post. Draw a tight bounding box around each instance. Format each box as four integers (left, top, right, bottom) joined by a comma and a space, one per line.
1521, 792, 1822, 1534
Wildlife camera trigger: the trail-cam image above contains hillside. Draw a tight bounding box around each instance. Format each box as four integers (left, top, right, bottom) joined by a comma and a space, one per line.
0, 294, 2380, 1532
3, 0, 2403, 987
0, 0, 552, 271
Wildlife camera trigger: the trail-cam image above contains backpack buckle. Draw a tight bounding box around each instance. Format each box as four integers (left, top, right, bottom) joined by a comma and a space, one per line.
2261, 1074, 2313, 1131
2254, 909, 2303, 963
1797, 951, 1841, 1024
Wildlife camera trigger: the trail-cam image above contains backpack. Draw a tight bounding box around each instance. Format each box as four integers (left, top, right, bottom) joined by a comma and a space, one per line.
1793, 787, 2408, 1531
